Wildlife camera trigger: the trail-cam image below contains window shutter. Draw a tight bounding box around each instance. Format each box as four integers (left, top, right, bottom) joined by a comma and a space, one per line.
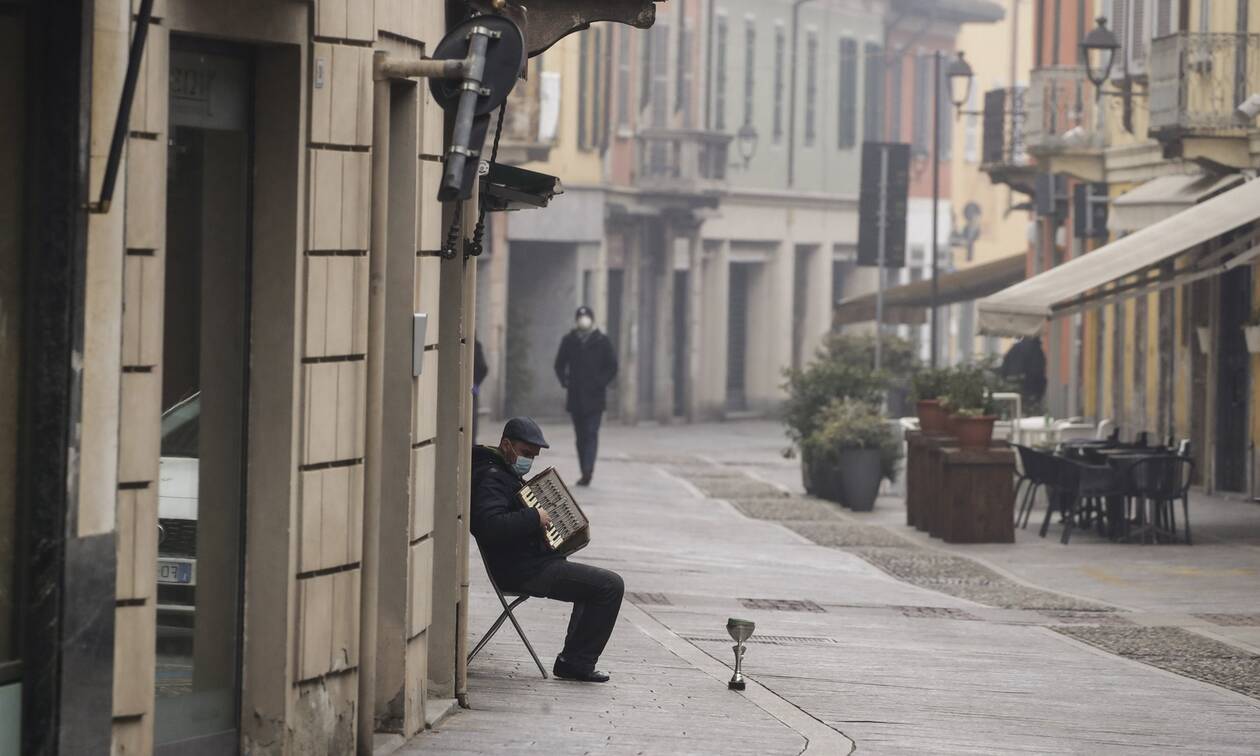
1127, 0, 1150, 76
714, 16, 727, 131
837, 38, 858, 148
1110, 0, 1129, 80
773, 23, 786, 142
863, 43, 884, 143
743, 17, 756, 126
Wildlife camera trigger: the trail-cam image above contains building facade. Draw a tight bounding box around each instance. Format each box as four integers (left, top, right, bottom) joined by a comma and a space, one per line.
980, 0, 1260, 495
2, 1, 656, 754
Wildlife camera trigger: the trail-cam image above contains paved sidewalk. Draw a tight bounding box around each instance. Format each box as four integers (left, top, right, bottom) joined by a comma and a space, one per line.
403, 420, 1260, 755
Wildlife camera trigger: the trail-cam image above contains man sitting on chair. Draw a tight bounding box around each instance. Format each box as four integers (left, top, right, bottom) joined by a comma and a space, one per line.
470, 417, 625, 683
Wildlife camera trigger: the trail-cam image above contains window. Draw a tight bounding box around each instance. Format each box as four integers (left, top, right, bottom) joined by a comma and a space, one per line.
578, 29, 608, 150
578, 31, 590, 147
837, 37, 858, 149
675, 7, 690, 117
651, 22, 669, 128
773, 23, 785, 142
912, 52, 929, 153
714, 15, 728, 131
863, 43, 884, 143
617, 27, 631, 128
743, 17, 756, 127
804, 29, 818, 146
937, 57, 952, 160
640, 20, 653, 112
963, 80, 980, 163
888, 55, 902, 140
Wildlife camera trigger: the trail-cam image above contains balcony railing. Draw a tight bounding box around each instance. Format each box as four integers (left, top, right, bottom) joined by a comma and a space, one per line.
1026, 66, 1106, 155
636, 129, 731, 196
980, 86, 1031, 170
1150, 32, 1260, 136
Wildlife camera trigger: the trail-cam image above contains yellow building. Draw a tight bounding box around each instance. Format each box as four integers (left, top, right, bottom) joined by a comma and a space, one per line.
979, 0, 1260, 495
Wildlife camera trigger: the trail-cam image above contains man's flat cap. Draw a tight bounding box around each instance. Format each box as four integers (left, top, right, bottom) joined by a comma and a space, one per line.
575, 305, 594, 319
503, 416, 549, 448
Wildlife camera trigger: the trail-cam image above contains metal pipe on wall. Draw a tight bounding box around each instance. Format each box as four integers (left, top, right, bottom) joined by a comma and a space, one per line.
455, 193, 478, 709
358, 55, 392, 756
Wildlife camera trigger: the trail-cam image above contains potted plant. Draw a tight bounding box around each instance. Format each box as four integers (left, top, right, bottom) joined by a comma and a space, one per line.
782, 334, 888, 492
940, 364, 998, 449
1244, 313, 1260, 354
801, 399, 903, 511
910, 368, 953, 434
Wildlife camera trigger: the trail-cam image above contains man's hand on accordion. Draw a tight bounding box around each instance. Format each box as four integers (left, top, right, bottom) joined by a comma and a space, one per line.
537, 508, 553, 530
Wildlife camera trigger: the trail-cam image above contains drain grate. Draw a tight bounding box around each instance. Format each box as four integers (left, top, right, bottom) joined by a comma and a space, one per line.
896, 606, 982, 621
739, 598, 826, 613
627, 592, 672, 606
1194, 613, 1260, 627
681, 634, 839, 646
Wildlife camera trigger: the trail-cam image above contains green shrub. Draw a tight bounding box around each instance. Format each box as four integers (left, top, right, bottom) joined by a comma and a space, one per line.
910, 367, 953, 403
801, 399, 902, 482
781, 333, 892, 444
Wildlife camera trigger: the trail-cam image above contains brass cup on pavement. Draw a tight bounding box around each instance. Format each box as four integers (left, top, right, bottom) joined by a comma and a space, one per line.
726, 618, 755, 691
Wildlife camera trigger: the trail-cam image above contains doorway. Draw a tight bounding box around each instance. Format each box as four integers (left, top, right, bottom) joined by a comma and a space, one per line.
726, 263, 752, 411
155, 40, 253, 753
1215, 266, 1251, 492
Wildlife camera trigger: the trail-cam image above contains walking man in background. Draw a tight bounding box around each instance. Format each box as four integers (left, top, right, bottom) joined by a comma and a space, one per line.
554, 306, 618, 486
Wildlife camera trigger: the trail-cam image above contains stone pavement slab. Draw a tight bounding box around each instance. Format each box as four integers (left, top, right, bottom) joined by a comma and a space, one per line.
404, 420, 1260, 754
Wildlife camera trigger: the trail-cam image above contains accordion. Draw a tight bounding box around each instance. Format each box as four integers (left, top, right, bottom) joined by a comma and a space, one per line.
517, 467, 591, 556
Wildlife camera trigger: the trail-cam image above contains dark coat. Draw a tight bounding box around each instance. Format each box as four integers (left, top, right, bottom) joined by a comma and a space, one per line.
553, 329, 618, 415
469, 446, 561, 586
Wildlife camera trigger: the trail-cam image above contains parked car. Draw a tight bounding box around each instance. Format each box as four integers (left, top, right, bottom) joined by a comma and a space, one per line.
157, 393, 199, 626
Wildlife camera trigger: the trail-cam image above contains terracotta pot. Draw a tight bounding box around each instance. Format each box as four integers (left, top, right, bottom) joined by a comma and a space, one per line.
916, 399, 949, 434
953, 415, 997, 449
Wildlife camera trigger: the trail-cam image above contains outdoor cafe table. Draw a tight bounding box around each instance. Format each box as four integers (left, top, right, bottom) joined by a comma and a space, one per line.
1057, 445, 1174, 541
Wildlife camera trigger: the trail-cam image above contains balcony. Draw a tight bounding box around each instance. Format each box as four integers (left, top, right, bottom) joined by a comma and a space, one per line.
635, 129, 731, 200
1026, 66, 1107, 155
980, 86, 1034, 193
1150, 32, 1260, 140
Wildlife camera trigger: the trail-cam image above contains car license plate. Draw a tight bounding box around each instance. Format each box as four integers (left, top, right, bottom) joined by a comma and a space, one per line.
157, 558, 195, 585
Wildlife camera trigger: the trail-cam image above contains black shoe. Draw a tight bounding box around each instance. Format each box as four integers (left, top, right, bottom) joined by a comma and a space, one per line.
552, 658, 609, 683
576, 475, 592, 487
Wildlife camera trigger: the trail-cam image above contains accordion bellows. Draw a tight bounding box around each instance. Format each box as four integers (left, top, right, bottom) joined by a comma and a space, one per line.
517, 467, 591, 556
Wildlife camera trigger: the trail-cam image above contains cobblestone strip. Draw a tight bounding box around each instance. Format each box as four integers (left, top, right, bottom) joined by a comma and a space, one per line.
672, 468, 1260, 703
1055, 626, 1260, 699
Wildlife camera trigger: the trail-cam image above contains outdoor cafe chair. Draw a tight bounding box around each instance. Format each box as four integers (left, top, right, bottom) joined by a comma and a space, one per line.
1040, 456, 1118, 544
1012, 444, 1058, 530
467, 543, 549, 679
1120, 455, 1195, 545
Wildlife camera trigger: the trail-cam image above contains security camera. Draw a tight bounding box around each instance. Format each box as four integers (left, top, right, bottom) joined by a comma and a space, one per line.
1236, 93, 1260, 121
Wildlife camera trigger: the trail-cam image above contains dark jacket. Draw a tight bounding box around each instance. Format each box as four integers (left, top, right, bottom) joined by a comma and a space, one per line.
469, 446, 561, 586
473, 339, 489, 389
554, 329, 618, 415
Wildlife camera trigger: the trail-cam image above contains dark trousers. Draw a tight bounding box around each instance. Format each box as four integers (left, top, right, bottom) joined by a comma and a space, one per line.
570, 410, 603, 478
517, 560, 624, 670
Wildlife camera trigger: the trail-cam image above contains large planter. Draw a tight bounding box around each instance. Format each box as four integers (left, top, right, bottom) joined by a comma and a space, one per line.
953, 415, 997, 449
801, 446, 818, 494
916, 399, 949, 434
1245, 325, 1260, 354
835, 448, 883, 512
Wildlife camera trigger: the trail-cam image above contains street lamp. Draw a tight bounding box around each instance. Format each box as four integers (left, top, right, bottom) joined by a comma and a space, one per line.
1081, 17, 1120, 87
736, 122, 759, 168
946, 52, 975, 113
1079, 16, 1140, 133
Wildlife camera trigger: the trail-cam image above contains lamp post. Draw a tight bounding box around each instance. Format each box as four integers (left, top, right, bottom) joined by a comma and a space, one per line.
1080, 17, 1140, 133
737, 122, 759, 168
929, 50, 976, 367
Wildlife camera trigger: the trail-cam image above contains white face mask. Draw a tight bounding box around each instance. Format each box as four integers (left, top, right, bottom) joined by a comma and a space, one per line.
576, 315, 593, 331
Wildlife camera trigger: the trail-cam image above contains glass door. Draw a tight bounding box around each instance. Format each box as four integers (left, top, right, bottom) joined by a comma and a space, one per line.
155, 40, 252, 753
0, 8, 26, 753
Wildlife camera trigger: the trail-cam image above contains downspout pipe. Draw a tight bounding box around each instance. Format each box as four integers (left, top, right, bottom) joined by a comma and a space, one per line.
88, 0, 154, 213
358, 52, 393, 756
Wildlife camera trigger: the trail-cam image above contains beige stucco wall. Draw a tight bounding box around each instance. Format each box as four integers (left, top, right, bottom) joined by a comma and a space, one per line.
97, 2, 460, 754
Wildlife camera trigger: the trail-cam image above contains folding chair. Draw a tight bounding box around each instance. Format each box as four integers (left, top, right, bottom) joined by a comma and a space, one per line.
466, 544, 549, 679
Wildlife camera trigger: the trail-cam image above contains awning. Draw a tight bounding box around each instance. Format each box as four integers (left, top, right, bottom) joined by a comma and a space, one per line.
834, 253, 1026, 327
978, 177, 1260, 337
1109, 172, 1243, 232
